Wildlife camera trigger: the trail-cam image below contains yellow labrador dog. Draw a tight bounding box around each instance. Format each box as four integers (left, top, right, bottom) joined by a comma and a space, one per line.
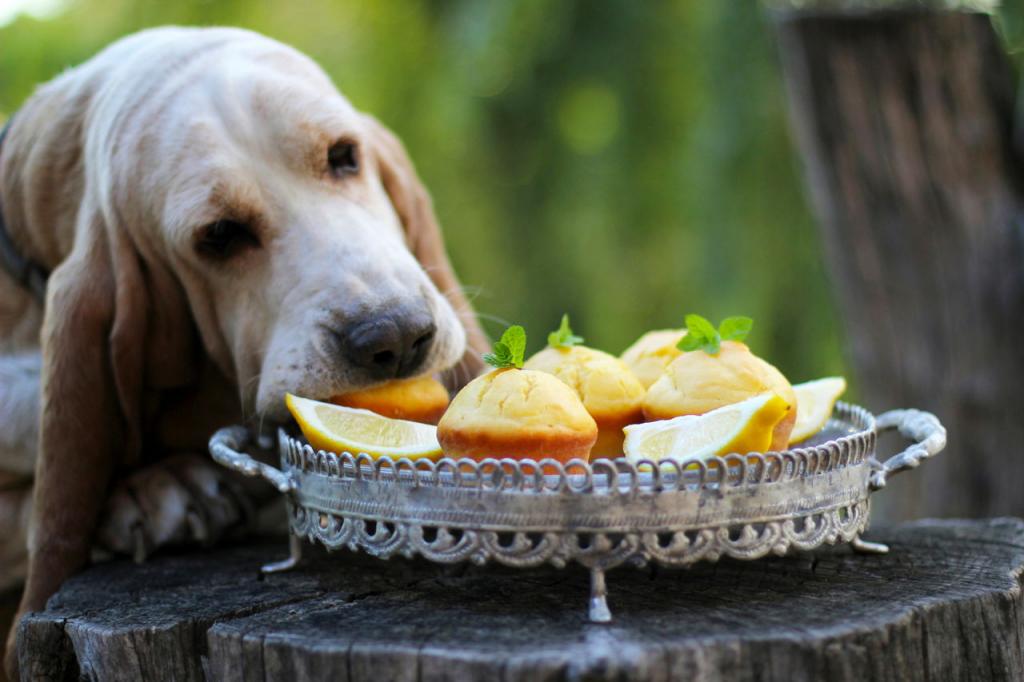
0, 26, 488, 676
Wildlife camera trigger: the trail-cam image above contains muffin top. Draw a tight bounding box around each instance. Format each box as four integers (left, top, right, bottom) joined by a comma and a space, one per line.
620, 329, 686, 388
643, 341, 795, 417
438, 368, 597, 438
524, 346, 644, 420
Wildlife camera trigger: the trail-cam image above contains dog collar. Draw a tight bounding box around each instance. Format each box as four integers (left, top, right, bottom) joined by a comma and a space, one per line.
0, 114, 49, 303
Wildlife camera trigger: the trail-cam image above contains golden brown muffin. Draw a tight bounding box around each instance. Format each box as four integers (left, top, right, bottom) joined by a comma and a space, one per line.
331, 375, 450, 425
524, 346, 645, 459
437, 368, 598, 462
642, 341, 797, 450
620, 329, 686, 388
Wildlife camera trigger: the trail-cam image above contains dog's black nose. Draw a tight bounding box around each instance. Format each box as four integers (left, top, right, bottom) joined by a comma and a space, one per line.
338, 307, 436, 379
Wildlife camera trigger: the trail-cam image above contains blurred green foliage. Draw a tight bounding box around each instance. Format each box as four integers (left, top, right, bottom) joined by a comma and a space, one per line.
0, 1, 1020, 392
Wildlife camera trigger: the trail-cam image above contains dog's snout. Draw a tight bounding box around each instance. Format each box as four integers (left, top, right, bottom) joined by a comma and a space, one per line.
338, 308, 436, 379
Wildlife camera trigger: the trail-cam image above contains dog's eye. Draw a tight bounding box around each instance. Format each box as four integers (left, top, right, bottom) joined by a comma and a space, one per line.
197, 220, 260, 259
328, 140, 359, 178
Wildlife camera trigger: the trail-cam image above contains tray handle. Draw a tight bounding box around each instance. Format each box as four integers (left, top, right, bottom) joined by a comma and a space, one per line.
869, 409, 946, 491
209, 425, 296, 493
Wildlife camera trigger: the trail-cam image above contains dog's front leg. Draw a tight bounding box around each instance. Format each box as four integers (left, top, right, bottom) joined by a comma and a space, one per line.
0, 352, 41, 478
0, 352, 39, 593
94, 451, 284, 562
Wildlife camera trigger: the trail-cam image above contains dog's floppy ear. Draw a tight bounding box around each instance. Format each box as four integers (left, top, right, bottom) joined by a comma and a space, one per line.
14, 198, 183, 618
363, 114, 489, 389
16, 214, 122, 623
10, 194, 197, 679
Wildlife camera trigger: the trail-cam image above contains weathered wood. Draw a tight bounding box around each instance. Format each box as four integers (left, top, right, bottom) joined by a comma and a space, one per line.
16, 519, 1024, 681
772, 9, 1024, 521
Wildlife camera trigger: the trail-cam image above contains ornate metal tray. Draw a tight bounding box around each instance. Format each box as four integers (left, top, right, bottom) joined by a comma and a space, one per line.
209, 403, 945, 621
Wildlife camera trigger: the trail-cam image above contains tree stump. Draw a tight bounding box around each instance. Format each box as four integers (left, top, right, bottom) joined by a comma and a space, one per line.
16, 518, 1024, 681
772, 7, 1024, 521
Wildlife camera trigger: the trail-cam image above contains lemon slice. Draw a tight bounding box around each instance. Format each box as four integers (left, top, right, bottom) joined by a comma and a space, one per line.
789, 376, 847, 444
623, 393, 791, 462
285, 394, 442, 460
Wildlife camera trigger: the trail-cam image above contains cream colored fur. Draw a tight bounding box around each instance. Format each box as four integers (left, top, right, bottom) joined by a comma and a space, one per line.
0, 27, 488, 677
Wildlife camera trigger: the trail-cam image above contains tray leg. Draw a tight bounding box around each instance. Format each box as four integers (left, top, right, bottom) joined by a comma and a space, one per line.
262, 535, 303, 573
852, 536, 889, 555
588, 567, 612, 623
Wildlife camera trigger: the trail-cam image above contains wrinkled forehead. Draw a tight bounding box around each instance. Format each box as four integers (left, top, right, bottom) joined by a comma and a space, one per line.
126, 43, 372, 236
165, 48, 362, 171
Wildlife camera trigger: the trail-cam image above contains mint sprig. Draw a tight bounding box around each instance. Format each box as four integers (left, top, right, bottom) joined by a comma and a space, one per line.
718, 316, 753, 342
484, 325, 527, 368
677, 314, 753, 356
547, 314, 584, 349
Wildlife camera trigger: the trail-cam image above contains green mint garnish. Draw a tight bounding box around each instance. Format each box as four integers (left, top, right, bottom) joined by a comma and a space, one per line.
547, 314, 584, 349
677, 314, 753, 356
718, 316, 753, 342
483, 325, 527, 368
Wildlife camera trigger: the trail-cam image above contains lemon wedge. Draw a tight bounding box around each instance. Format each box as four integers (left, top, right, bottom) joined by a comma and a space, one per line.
789, 376, 847, 444
285, 393, 442, 460
623, 393, 791, 462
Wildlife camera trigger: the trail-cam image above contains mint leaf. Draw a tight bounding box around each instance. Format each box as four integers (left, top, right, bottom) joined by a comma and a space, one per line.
678, 313, 721, 355
503, 325, 526, 366
684, 314, 717, 340
677, 333, 703, 352
676, 313, 752, 356
482, 344, 511, 368
547, 314, 584, 349
719, 316, 753, 342
484, 325, 527, 368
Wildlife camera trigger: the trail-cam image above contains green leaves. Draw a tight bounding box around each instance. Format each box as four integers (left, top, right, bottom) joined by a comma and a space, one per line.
484, 325, 527, 368
677, 314, 753, 356
719, 316, 753, 342
678, 314, 719, 354
547, 314, 584, 349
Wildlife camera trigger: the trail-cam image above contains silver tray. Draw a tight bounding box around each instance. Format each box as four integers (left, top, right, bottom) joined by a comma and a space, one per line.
209, 403, 945, 621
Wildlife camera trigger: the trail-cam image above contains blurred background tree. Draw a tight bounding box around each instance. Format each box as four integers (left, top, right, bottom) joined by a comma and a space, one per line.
0, 0, 1020, 396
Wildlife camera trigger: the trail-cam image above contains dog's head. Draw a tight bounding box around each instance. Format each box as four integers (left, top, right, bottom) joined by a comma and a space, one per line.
136, 32, 477, 422
4, 27, 486, 434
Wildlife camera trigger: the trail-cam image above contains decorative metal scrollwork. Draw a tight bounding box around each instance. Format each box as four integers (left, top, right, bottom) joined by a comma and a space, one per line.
209, 401, 943, 623
289, 500, 870, 572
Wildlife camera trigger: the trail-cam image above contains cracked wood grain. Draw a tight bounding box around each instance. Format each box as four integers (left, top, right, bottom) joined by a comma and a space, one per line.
16, 519, 1024, 681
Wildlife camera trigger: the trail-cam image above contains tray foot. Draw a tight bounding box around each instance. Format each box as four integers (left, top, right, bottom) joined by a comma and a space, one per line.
852, 536, 889, 554
263, 535, 303, 573
588, 567, 612, 623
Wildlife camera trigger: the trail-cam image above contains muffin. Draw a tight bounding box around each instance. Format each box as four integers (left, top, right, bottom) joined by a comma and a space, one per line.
620, 329, 686, 388
437, 368, 598, 462
331, 375, 449, 425
643, 341, 797, 450
524, 346, 645, 459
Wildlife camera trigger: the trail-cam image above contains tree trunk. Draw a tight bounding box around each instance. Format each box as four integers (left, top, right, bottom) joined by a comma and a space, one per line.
773, 7, 1024, 521
17, 520, 1024, 681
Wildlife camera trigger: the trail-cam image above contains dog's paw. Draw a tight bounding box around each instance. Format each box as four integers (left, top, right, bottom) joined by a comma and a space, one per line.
95, 453, 256, 562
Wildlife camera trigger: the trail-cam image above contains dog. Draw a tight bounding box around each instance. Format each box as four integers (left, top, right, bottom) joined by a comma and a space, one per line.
0, 26, 489, 677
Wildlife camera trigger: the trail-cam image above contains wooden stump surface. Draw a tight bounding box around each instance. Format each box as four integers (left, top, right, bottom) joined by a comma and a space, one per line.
18, 518, 1024, 681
